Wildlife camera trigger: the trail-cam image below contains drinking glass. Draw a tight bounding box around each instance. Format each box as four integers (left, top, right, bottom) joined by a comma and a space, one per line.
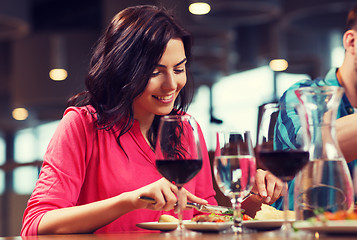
155, 115, 203, 235
256, 103, 310, 235
213, 131, 256, 234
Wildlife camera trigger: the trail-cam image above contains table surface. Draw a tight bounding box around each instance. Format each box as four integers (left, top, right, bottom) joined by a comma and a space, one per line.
1, 230, 356, 240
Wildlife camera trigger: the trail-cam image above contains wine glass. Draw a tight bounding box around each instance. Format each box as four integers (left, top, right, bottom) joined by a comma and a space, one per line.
155, 115, 203, 235
256, 103, 310, 235
213, 131, 256, 234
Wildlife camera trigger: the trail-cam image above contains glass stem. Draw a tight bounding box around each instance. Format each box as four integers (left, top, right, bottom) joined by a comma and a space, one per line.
231, 196, 243, 234
177, 187, 183, 232
282, 181, 291, 235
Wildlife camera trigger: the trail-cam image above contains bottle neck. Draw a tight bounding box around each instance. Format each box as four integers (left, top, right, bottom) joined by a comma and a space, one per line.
309, 123, 344, 161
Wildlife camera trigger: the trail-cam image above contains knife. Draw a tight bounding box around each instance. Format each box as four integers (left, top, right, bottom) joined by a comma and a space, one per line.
139, 196, 233, 215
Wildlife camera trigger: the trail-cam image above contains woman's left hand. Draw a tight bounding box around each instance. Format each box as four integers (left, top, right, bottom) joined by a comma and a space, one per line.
251, 169, 285, 204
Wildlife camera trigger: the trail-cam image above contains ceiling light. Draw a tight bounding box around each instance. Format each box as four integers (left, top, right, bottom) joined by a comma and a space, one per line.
50, 34, 68, 81
49, 69, 68, 81
189, 1, 211, 15
269, 59, 288, 71
12, 107, 29, 121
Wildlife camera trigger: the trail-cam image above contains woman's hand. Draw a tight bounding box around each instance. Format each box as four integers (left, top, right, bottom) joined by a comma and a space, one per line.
130, 178, 208, 211
251, 169, 285, 204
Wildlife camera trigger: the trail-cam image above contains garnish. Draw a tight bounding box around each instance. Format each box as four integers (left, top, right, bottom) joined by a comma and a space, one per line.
307, 209, 357, 222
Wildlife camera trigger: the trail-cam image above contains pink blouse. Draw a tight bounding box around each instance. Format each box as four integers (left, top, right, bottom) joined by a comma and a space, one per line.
21, 106, 217, 235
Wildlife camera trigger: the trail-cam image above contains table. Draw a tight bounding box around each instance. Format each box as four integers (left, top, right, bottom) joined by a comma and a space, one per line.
1, 230, 356, 240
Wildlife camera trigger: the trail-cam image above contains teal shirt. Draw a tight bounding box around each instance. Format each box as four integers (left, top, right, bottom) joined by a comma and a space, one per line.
272, 68, 356, 210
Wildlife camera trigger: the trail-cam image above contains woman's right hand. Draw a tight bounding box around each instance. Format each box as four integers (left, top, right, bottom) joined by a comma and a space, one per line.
130, 178, 179, 211
129, 177, 208, 212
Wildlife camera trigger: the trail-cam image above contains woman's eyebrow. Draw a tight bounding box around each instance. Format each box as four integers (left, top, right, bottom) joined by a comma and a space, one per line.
157, 58, 187, 68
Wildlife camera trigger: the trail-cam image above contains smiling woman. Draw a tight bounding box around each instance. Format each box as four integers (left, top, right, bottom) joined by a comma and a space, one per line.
132, 39, 187, 123
20, 5, 217, 235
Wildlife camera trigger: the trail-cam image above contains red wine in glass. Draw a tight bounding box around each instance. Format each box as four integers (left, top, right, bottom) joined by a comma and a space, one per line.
258, 150, 309, 181
156, 159, 202, 187
155, 115, 203, 235
256, 103, 310, 236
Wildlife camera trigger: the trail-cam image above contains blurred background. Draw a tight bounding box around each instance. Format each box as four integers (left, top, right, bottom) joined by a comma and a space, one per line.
0, 0, 355, 236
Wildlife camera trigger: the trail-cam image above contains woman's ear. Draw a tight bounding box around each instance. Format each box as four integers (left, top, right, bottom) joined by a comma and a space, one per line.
343, 29, 356, 54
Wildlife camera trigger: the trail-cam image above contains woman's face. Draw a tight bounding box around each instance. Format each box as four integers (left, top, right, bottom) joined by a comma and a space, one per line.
133, 38, 187, 120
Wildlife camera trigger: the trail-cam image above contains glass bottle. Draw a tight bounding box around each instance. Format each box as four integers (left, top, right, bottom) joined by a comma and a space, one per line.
294, 86, 355, 220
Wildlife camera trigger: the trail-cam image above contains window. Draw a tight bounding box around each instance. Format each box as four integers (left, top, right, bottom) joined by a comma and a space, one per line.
188, 65, 309, 151
14, 128, 38, 164
330, 30, 344, 68
12, 120, 60, 194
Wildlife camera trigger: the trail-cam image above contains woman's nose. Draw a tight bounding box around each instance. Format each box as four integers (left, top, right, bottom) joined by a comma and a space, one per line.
162, 72, 177, 90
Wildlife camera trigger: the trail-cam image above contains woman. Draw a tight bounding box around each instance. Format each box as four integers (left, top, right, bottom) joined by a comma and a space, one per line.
21, 5, 283, 235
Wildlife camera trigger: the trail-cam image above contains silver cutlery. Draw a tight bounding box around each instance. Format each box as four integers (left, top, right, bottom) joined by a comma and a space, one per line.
139, 196, 233, 215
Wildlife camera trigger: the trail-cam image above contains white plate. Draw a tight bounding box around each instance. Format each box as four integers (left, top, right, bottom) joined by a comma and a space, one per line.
136, 221, 232, 232
137, 220, 295, 232
294, 220, 357, 234
184, 222, 232, 232
243, 219, 295, 231
136, 222, 178, 231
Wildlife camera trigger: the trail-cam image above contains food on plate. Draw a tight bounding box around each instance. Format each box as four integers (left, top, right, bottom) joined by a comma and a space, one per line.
254, 204, 295, 220
191, 204, 295, 222
158, 203, 296, 224
242, 214, 252, 221
191, 214, 232, 223
191, 213, 254, 222
308, 209, 357, 222
158, 214, 178, 222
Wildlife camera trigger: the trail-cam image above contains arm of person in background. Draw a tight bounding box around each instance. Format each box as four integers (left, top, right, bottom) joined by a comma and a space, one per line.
336, 113, 357, 163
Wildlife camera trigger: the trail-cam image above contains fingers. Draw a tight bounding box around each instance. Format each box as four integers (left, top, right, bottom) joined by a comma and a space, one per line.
264, 173, 284, 204
152, 181, 178, 211
152, 188, 177, 211
186, 189, 208, 205
254, 169, 269, 199
137, 177, 209, 213
136, 178, 177, 211
253, 169, 284, 204
174, 188, 209, 213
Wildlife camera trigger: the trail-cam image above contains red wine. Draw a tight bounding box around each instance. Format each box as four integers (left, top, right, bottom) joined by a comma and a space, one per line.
156, 159, 202, 187
258, 150, 309, 181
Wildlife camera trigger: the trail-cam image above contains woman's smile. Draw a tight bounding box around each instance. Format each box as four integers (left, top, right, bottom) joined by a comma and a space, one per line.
153, 94, 174, 103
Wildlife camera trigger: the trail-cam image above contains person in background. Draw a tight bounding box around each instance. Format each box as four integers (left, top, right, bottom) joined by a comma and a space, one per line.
273, 5, 357, 210
21, 5, 283, 235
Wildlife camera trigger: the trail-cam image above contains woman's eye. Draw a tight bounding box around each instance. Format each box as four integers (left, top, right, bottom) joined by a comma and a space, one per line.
174, 69, 185, 74
151, 71, 160, 77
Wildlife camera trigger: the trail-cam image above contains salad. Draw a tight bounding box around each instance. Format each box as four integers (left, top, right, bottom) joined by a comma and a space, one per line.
307, 209, 357, 222
191, 213, 252, 223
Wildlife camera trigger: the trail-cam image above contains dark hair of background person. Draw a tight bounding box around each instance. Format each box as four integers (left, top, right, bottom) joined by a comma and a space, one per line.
345, 5, 357, 31
67, 5, 194, 150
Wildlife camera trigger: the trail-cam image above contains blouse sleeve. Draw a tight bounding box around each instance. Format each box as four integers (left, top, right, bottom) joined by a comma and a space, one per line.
21, 107, 96, 236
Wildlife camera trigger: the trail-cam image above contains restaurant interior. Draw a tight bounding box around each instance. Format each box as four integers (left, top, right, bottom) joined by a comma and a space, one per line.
0, 0, 356, 237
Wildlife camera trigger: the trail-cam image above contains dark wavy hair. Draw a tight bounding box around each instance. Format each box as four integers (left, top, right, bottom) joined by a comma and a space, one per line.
67, 5, 194, 149
345, 5, 357, 31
